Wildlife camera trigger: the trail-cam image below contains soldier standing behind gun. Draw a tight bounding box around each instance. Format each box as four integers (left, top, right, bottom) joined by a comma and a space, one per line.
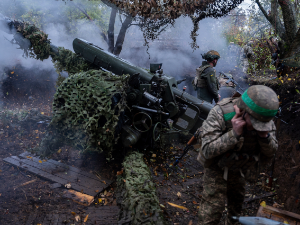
196, 85, 279, 225
192, 50, 221, 104
240, 41, 254, 73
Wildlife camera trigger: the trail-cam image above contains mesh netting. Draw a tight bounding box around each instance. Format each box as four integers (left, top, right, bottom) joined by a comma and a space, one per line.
38, 70, 129, 160
116, 152, 166, 225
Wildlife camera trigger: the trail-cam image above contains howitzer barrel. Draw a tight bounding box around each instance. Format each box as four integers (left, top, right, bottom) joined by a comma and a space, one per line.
72, 38, 213, 114
0, 15, 60, 57
73, 38, 154, 83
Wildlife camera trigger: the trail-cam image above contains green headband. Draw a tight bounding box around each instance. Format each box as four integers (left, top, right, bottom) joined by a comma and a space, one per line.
241, 89, 278, 117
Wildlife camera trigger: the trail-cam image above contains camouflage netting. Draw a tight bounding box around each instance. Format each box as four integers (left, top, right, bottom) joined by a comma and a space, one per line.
52, 47, 92, 76
15, 22, 93, 80
37, 70, 129, 160
116, 152, 166, 225
17, 22, 51, 61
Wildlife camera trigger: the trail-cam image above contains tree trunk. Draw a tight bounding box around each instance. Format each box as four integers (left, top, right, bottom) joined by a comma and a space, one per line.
285, 28, 300, 58
278, 0, 297, 47
113, 16, 132, 56
108, 8, 117, 53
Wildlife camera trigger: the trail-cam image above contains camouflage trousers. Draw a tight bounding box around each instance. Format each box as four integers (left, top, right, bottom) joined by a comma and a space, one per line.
198, 167, 245, 225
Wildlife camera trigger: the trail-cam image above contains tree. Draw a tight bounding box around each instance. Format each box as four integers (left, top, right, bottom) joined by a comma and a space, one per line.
101, 0, 245, 50
255, 0, 300, 62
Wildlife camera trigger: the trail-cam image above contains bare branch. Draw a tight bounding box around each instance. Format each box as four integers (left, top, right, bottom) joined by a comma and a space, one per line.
108, 8, 117, 53
255, 0, 270, 21
71, 2, 108, 44
255, 0, 286, 41
113, 16, 132, 56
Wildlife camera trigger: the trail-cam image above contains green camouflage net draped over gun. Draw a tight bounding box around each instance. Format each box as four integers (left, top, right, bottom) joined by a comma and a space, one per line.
17, 22, 51, 61
39, 70, 129, 160
116, 152, 166, 225
15, 22, 93, 80
52, 47, 92, 76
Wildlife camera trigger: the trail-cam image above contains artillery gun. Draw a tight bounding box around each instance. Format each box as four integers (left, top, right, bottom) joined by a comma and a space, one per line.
0, 16, 215, 224
1, 14, 213, 151
71, 38, 213, 148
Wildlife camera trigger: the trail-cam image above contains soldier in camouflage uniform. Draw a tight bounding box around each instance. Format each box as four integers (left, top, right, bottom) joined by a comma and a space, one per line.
239, 41, 254, 73
197, 85, 279, 225
192, 50, 220, 104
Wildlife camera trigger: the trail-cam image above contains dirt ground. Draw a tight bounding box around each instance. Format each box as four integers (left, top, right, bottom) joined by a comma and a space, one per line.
0, 100, 285, 225
1, 67, 299, 224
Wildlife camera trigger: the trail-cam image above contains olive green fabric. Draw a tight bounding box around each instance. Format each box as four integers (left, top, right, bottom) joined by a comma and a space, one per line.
116, 152, 166, 225
196, 61, 219, 103
38, 70, 129, 160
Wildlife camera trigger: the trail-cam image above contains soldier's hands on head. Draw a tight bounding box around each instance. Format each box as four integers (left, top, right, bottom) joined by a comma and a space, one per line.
231, 105, 246, 136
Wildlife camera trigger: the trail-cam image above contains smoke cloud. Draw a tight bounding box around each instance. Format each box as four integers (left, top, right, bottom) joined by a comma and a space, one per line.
0, 0, 244, 101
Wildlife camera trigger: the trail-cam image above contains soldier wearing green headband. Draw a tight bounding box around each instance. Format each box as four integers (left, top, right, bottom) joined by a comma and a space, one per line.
196, 85, 279, 225
192, 50, 221, 103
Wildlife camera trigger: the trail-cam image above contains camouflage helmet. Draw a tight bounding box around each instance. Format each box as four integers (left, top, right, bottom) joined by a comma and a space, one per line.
236, 85, 279, 131
202, 50, 220, 61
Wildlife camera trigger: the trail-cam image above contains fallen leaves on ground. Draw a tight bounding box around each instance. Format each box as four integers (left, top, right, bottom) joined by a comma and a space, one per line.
84, 214, 89, 222
167, 202, 188, 211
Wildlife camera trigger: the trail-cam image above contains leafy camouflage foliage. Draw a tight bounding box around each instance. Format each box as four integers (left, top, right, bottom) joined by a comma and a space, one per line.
16, 22, 51, 60
47, 70, 129, 160
116, 152, 165, 225
51, 47, 92, 79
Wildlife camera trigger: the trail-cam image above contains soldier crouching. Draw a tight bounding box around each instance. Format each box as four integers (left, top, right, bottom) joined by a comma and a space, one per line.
196, 85, 279, 225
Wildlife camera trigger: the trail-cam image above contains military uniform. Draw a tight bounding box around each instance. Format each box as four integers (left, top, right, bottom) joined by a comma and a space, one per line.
193, 61, 219, 103
240, 44, 254, 73
197, 95, 278, 225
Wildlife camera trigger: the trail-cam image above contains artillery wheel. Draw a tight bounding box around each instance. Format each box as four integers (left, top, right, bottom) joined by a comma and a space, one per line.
153, 122, 163, 142
133, 112, 152, 133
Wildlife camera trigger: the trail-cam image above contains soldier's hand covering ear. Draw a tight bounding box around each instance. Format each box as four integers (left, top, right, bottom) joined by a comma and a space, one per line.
232, 105, 246, 136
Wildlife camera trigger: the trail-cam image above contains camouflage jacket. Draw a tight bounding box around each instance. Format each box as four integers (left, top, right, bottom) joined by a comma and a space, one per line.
200, 99, 278, 167
194, 61, 219, 103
